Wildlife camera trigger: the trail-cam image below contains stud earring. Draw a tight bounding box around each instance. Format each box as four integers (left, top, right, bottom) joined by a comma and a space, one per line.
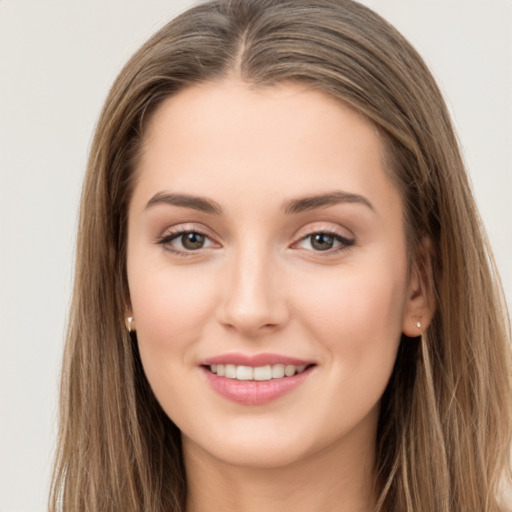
416, 321, 422, 329
125, 316, 136, 333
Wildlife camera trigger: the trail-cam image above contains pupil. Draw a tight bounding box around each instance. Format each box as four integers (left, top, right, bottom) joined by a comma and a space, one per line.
311, 233, 334, 251
182, 232, 204, 250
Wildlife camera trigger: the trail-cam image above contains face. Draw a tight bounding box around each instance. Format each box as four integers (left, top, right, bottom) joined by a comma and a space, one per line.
126, 80, 425, 470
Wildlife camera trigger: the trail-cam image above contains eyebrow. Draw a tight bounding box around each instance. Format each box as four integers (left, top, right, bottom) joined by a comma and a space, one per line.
145, 190, 374, 215
282, 191, 375, 214
145, 192, 223, 214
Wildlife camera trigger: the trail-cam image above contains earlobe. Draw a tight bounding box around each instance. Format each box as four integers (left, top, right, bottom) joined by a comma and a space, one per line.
402, 238, 435, 337
124, 303, 136, 333
122, 280, 135, 333
402, 313, 429, 337
125, 314, 136, 333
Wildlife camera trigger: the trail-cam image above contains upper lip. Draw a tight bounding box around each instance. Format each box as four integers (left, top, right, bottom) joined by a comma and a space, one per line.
200, 352, 315, 367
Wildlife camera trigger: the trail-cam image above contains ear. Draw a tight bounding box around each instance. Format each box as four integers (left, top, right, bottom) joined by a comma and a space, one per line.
122, 283, 135, 333
402, 237, 436, 337
124, 312, 136, 333
119, 268, 134, 329
121, 290, 136, 333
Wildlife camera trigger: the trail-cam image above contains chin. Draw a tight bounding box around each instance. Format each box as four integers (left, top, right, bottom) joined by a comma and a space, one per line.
187, 433, 316, 470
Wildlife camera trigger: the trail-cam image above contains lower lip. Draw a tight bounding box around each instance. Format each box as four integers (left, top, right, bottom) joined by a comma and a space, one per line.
202, 366, 314, 405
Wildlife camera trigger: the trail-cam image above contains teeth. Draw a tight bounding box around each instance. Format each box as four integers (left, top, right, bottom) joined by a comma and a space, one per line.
284, 364, 296, 377
271, 364, 285, 379
236, 365, 253, 380
225, 364, 236, 379
209, 363, 309, 381
253, 365, 272, 381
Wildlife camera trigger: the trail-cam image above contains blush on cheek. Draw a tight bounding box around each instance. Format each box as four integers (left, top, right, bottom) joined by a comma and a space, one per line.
296, 268, 406, 351
132, 268, 219, 349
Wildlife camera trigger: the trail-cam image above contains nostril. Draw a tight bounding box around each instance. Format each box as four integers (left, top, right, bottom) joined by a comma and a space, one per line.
218, 311, 286, 337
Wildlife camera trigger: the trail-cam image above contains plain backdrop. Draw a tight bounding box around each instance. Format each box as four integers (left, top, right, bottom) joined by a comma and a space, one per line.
0, 1, 510, 511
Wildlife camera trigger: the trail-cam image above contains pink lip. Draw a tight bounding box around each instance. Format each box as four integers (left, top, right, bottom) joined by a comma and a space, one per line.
202, 368, 313, 405
200, 353, 316, 405
201, 352, 313, 367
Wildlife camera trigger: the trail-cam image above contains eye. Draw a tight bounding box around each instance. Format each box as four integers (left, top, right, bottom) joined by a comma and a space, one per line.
295, 231, 355, 253
309, 233, 337, 251
177, 232, 208, 250
157, 230, 216, 255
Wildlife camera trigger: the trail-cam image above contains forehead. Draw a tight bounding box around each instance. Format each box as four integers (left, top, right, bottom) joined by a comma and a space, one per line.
133, 79, 402, 222
143, 80, 378, 159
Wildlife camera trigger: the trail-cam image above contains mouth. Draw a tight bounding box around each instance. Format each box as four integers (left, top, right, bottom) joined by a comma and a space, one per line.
203, 363, 313, 381
200, 354, 316, 405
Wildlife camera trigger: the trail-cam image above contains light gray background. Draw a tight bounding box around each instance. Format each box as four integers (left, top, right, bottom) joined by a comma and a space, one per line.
1, 1, 510, 511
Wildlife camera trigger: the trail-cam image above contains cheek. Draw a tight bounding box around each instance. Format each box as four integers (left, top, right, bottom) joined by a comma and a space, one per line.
128, 260, 222, 421
293, 258, 407, 364
127, 258, 219, 361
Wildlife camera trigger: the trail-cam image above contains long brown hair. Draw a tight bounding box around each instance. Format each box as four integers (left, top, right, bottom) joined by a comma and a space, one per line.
50, 1, 512, 510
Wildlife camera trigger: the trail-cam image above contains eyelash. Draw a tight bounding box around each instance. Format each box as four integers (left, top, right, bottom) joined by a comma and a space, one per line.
156, 228, 355, 258
294, 231, 355, 253
156, 229, 216, 258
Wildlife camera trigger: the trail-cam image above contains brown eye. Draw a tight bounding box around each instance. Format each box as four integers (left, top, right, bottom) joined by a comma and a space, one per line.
157, 230, 215, 255
310, 233, 335, 251
294, 230, 355, 254
180, 232, 206, 250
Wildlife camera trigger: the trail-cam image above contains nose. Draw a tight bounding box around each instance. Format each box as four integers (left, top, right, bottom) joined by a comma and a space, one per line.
216, 246, 289, 338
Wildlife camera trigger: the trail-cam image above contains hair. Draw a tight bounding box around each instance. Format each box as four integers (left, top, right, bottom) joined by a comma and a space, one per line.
49, 1, 512, 510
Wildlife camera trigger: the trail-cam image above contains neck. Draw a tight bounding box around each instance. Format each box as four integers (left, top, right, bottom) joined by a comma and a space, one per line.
184, 426, 377, 512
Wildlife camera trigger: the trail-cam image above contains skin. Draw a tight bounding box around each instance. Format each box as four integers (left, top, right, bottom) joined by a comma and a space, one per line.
126, 80, 430, 512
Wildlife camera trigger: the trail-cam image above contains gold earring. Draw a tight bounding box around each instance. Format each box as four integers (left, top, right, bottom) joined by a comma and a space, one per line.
125, 316, 136, 333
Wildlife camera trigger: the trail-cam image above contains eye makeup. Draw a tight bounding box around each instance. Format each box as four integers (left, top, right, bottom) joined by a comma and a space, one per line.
155, 226, 355, 258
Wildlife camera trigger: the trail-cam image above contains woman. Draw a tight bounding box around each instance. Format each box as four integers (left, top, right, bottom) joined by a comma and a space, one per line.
49, 0, 512, 510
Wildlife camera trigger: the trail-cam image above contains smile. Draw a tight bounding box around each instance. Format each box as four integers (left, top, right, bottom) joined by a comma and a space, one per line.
200, 354, 316, 405
208, 363, 308, 381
